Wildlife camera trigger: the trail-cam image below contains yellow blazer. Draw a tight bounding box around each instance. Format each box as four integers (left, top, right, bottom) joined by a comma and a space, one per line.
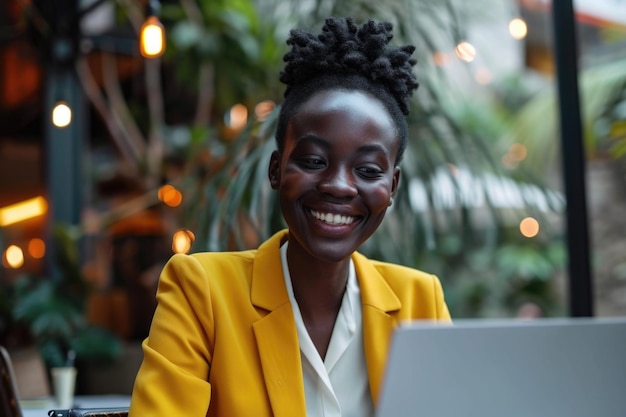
129, 230, 450, 417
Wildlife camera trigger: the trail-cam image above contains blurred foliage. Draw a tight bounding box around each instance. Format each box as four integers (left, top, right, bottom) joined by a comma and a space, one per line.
1, 225, 121, 368
510, 57, 626, 173
421, 228, 566, 318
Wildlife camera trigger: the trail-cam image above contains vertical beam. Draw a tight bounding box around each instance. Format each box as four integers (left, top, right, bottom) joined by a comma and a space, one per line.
39, 0, 86, 282
44, 65, 86, 281
551, 1, 594, 316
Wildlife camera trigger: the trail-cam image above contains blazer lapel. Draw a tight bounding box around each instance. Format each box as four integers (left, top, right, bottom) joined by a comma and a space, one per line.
353, 252, 401, 405
251, 231, 307, 417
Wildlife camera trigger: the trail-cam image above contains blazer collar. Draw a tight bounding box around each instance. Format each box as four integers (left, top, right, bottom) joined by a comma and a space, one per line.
353, 251, 402, 313
250, 230, 402, 411
251, 230, 307, 417
251, 229, 290, 310
353, 251, 402, 405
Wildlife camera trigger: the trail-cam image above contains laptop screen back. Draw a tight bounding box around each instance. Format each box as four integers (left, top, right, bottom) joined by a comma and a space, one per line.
376, 318, 626, 417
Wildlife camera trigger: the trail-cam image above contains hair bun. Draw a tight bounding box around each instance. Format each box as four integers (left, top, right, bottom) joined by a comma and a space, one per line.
280, 16, 419, 115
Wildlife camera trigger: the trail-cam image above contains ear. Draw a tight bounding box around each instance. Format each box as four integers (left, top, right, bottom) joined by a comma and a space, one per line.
268, 150, 281, 190
391, 166, 401, 198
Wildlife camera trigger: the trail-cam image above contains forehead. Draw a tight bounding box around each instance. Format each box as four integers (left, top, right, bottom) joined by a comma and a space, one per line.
292, 89, 397, 136
298, 89, 391, 121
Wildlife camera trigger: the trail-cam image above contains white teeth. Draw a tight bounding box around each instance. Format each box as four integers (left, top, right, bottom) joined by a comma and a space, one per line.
311, 210, 355, 225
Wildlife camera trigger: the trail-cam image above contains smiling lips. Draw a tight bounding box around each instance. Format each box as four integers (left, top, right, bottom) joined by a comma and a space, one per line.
310, 209, 356, 225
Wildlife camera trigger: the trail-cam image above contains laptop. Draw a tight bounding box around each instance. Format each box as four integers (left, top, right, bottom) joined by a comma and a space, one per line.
376, 317, 626, 417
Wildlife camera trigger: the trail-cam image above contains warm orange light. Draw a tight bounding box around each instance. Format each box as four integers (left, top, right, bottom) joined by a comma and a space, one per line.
172, 229, 195, 254
158, 184, 183, 207
139, 16, 165, 58
52, 101, 72, 128
227, 104, 248, 130
4, 245, 24, 268
254, 100, 275, 121
520, 217, 540, 238
28, 238, 46, 259
509, 18, 528, 40
0, 196, 48, 226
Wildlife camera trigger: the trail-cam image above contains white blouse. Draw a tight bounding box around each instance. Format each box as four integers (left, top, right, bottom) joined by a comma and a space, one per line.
281, 242, 375, 417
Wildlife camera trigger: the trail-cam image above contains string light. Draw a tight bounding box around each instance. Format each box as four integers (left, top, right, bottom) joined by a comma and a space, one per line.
52, 101, 72, 128
139, 16, 165, 58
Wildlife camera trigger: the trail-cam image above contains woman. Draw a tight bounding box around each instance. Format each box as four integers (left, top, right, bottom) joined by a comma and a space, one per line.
129, 16, 450, 417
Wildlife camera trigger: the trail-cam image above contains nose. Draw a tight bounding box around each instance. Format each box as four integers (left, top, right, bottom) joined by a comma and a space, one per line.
317, 166, 358, 198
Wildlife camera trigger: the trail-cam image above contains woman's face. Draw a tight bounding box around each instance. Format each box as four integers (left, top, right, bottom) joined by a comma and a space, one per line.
269, 89, 401, 264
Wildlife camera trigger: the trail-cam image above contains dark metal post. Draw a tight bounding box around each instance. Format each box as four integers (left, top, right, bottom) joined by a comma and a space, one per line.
42, 0, 86, 282
44, 66, 86, 282
551, 1, 594, 316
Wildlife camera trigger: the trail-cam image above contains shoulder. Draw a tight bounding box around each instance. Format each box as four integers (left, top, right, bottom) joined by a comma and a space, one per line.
190, 249, 257, 269
163, 249, 256, 271
354, 252, 450, 319
360, 255, 440, 288
159, 249, 257, 290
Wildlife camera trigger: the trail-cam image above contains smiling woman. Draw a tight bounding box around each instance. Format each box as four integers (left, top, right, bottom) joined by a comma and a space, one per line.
128, 17, 451, 417
270, 89, 400, 266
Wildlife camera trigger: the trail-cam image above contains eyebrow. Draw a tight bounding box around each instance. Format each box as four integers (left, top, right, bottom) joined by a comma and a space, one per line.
297, 134, 390, 157
296, 134, 331, 149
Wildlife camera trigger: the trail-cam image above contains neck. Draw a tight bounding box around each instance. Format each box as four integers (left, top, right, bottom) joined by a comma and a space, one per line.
285, 241, 350, 318
285, 242, 351, 359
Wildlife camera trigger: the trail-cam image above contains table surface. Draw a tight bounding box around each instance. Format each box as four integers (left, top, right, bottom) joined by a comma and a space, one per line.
20, 394, 131, 417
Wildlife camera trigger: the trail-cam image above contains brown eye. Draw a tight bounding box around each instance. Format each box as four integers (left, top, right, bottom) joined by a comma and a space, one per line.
357, 165, 384, 179
298, 157, 326, 169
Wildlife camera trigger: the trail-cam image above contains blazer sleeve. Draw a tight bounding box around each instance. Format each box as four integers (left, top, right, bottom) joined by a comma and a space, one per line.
433, 273, 451, 320
129, 253, 215, 417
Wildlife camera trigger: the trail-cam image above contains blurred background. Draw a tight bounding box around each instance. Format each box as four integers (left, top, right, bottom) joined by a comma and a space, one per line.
1, 0, 625, 396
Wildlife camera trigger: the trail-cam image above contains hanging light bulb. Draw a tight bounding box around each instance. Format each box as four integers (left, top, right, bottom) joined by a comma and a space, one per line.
52, 101, 72, 128
139, 16, 165, 58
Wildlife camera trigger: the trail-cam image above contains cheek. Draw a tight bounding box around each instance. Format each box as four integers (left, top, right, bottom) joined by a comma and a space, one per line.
278, 169, 310, 202
362, 182, 394, 212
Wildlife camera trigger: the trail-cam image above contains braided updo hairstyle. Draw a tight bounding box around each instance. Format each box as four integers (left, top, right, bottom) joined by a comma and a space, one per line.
276, 16, 419, 164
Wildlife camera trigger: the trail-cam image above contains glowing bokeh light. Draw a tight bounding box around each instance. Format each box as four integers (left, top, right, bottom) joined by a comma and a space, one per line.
255, 100, 276, 121
520, 217, 540, 238
228, 104, 248, 130
52, 102, 72, 128
28, 238, 46, 259
0, 196, 48, 226
4, 245, 24, 268
455, 41, 476, 62
509, 18, 528, 40
158, 184, 183, 207
172, 229, 195, 254
140, 16, 165, 58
